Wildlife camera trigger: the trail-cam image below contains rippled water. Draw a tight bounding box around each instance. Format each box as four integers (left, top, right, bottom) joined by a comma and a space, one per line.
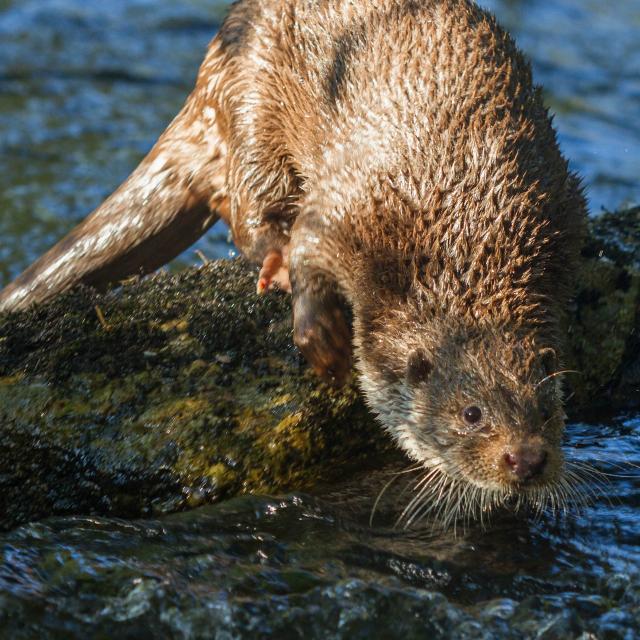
0, 1, 639, 638
1, 418, 639, 639
0, 0, 639, 285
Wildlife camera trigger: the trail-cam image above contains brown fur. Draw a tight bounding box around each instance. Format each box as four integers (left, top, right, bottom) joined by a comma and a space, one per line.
0, 0, 587, 523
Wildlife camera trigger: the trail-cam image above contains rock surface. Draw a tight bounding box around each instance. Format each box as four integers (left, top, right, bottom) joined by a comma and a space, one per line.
0, 207, 638, 530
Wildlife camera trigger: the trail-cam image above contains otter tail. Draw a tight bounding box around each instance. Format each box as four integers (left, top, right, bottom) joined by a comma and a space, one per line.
0, 58, 228, 312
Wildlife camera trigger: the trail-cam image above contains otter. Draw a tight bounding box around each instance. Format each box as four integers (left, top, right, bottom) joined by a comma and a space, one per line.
0, 0, 586, 525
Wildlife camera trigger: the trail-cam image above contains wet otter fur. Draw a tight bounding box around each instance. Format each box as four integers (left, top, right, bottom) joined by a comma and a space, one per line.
0, 0, 587, 525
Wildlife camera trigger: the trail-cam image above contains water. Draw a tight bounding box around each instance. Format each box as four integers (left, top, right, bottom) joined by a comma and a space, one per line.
481, 0, 640, 213
0, 0, 639, 285
1, 417, 639, 638
0, 1, 639, 637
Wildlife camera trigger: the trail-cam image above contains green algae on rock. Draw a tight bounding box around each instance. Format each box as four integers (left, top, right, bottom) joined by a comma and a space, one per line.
0, 207, 639, 530
0, 260, 385, 531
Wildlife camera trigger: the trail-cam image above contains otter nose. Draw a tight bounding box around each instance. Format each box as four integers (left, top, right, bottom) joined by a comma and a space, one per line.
503, 447, 547, 482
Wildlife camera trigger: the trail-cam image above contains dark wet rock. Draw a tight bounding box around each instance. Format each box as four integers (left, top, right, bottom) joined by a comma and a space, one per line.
0, 207, 638, 529
566, 206, 640, 415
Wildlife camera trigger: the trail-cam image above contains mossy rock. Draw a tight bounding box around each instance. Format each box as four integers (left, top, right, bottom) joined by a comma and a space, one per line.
0, 260, 385, 531
0, 206, 638, 530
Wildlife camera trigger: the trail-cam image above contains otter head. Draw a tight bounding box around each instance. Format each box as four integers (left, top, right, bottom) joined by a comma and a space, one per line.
357, 317, 569, 527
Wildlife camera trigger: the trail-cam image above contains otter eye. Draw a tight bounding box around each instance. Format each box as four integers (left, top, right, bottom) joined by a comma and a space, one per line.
462, 405, 482, 425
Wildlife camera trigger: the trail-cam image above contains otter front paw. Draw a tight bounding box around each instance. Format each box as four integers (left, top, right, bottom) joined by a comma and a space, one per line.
293, 289, 352, 386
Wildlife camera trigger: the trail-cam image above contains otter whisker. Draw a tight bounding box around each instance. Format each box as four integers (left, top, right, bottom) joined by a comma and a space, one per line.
396, 483, 429, 528
572, 452, 640, 471
392, 460, 436, 503
488, 490, 503, 522
393, 462, 429, 476
540, 411, 560, 431
479, 488, 489, 524
556, 458, 617, 510
535, 486, 549, 520
478, 487, 496, 529
405, 469, 452, 528
473, 488, 483, 527
436, 469, 457, 506
524, 487, 536, 516
370, 475, 402, 527
527, 486, 545, 521
369, 462, 426, 526
569, 468, 611, 504
559, 477, 577, 510
411, 466, 441, 491
534, 369, 581, 389
460, 486, 472, 528
438, 478, 467, 530
561, 477, 588, 511
396, 468, 444, 528
423, 491, 450, 531
450, 481, 475, 534
546, 485, 562, 515
453, 485, 468, 533
406, 467, 457, 529
562, 469, 600, 507
472, 486, 486, 528
460, 484, 474, 526
440, 481, 460, 531
565, 462, 612, 495
407, 468, 450, 526
393, 450, 606, 532
568, 459, 635, 479
583, 464, 640, 476
551, 482, 570, 515
566, 487, 590, 511
436, 475, 462, 529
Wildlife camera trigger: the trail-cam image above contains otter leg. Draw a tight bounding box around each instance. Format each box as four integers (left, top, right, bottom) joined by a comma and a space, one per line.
288, 216, 353, 386
292, 277, 352, 385
225, 190, 297, 296
227, 210, 293, 295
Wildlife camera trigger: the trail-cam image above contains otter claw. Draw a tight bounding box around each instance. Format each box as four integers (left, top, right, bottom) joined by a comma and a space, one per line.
257, 276, 271, 294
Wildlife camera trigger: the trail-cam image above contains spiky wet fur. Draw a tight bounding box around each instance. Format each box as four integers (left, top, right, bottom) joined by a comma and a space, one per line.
277, 0, 587, 525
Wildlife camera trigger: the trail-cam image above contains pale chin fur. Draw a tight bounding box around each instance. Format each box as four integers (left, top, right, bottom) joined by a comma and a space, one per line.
357, 365, 444, 466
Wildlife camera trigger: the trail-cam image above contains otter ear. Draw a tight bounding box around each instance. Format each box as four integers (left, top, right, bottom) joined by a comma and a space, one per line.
406, 348, 432, 384
538, 347, 557, 376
